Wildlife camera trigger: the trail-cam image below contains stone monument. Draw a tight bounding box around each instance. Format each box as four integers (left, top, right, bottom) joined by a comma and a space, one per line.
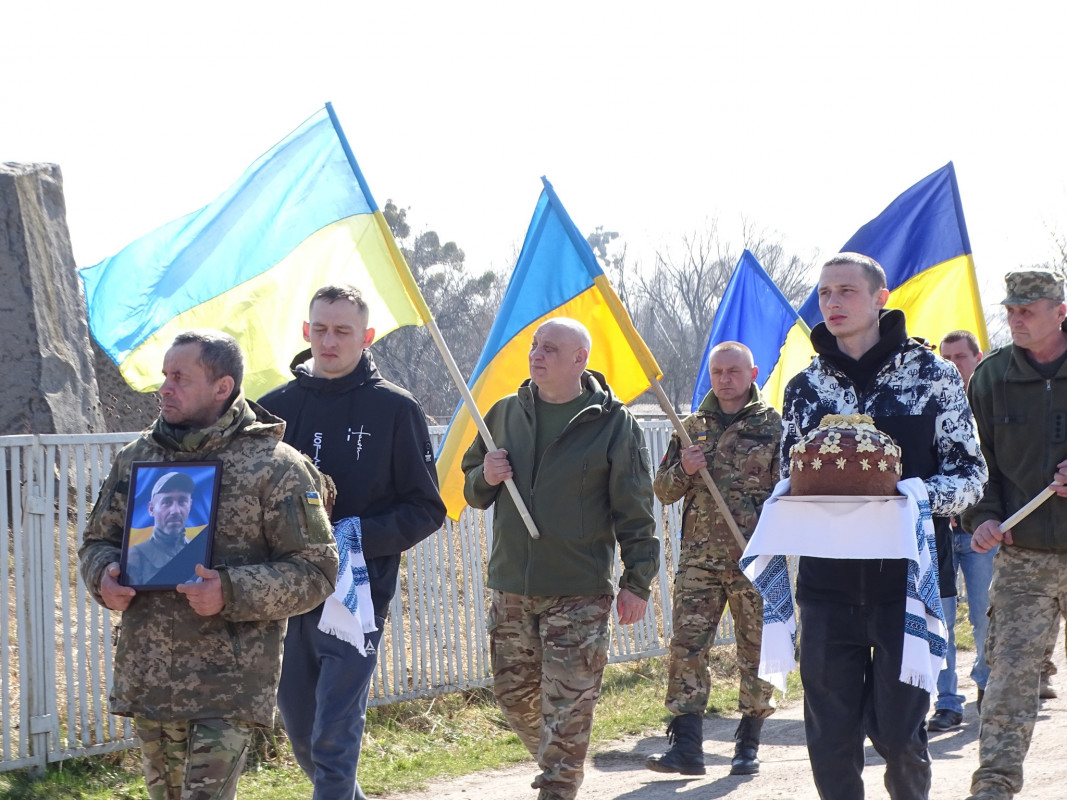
0, 162, 108, 434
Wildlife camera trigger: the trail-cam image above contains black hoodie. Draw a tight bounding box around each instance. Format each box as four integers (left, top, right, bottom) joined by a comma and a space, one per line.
259, 350, 446, 618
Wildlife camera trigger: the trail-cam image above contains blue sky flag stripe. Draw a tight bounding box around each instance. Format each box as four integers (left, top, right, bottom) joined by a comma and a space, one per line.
793, 161, 972, 326
80, 106, 373, 365
468, 178, 596, 380
763, 161, 986, 407
691, 249, 802, 410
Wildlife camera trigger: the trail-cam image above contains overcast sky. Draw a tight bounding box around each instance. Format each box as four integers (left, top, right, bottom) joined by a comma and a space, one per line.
4, 2, 1066, 312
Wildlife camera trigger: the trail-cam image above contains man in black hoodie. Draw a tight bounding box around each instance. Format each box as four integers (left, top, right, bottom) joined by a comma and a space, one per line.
780, 253, 986, 800
259, 284, 446, 800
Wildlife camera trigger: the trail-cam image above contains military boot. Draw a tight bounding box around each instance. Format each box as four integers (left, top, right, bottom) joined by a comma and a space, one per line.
645, 713, 706, 775
730, 715, 764, 776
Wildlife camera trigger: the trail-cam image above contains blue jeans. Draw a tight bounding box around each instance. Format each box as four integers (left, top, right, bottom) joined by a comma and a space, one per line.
277, 603, 385, 800
935, 531, 996, 712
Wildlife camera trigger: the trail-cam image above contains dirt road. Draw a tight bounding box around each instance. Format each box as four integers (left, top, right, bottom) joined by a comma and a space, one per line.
393, 639, 1067, 800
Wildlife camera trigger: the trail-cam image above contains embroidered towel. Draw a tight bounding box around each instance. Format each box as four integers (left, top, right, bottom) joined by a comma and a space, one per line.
740, 477, 945, 693
318, 516, 377, 654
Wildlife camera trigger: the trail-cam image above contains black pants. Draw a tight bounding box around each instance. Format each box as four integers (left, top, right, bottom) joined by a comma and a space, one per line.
800, 598, 932, 800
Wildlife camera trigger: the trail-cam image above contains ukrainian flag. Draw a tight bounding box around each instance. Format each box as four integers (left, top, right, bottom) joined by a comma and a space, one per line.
436, 177, 663, 520
762, 161, 988, 406
691, 249, 805, 411
80, 104, 429, 400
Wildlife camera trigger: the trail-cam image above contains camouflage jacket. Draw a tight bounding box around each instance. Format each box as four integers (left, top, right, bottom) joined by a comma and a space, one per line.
655, 384, 781, 569
79, 395, 338, 727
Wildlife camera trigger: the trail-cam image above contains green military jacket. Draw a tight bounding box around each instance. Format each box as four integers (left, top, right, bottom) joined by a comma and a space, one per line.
79, 395, 338, 727
462, 370, 660, 600
963, 341, 1067, 552
654, 384, 781, 569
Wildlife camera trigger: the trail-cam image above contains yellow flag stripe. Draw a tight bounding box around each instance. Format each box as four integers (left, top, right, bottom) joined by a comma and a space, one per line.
118, 213, 426, 400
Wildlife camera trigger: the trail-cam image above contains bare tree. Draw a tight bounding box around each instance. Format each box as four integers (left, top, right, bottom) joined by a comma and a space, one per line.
740, 218, 818, 307
371, 201, 506, 422
625, 221, 816, 409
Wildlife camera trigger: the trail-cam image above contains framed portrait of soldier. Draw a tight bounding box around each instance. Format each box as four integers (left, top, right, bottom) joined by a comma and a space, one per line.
119, 461, 223, 590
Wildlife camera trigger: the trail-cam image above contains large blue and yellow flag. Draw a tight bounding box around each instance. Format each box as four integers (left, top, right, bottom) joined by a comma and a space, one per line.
80, 104, 430, 399
691, 249, 804, 411
762, 161, 988, 406
436, 177, 663, 519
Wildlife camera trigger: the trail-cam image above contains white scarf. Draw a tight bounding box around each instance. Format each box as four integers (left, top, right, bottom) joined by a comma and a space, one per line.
317, 516, 377, 655
740, 477, 946, 693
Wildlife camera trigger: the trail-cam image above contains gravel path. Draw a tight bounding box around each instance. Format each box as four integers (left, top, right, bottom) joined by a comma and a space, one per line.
392, 638, 1067, 799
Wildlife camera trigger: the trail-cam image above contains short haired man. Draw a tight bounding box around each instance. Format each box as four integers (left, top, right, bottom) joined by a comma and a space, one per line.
780, 254, 986, 799
645, 342, 780, 777
259, 285, 446, 800
461, 317, 660, 800
940, 330, 983, 387
964, 270, 1067, 800
80, 330, 338, 800
125, 471, 198, 586
927, 330, 994, 731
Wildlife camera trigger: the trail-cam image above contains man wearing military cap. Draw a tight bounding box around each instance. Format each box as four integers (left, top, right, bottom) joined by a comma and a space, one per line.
125, 471, 198, 585
964, 269, 1067, 800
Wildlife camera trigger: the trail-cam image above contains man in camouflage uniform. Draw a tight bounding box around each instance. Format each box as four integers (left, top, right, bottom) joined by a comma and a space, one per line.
80, 330, 338, 800
462, 317, 660, 800
965, 271, 1067, 800
645, 341, 780, 777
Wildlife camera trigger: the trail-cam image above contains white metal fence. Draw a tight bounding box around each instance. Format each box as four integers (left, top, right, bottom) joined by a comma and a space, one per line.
0, 421, 729, 774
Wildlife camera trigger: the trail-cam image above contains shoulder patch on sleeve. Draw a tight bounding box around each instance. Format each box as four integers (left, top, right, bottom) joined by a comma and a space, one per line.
639, 445, 653, 474
424, 440, 435, 463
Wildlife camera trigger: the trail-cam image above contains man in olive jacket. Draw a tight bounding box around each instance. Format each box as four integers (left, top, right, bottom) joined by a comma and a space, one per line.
646, 342, 780, 778
462, 317, 660, 800
80, 330, 338, 800
965, 270, 1067, 800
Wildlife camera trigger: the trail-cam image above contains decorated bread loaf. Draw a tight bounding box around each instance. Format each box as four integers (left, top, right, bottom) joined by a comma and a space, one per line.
788, 414, 902, 496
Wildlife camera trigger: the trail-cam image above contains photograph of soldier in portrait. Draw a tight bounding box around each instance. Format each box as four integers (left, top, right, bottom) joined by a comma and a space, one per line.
119, 463, 222, 589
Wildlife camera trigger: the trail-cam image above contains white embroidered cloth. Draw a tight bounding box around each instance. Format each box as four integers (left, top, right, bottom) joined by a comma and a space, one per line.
740, 477, 946, 693
318, 516, 377, 655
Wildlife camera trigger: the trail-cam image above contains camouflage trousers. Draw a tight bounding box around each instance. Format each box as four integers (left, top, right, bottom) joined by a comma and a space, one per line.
134, 717, 252, 800
971, 546, 1067, 800
488, 590, 612, 800
666, 565, 776, 719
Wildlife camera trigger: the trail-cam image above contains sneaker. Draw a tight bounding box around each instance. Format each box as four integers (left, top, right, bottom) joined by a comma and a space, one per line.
927, 709, 963, 732
1040, 676, 1058, 699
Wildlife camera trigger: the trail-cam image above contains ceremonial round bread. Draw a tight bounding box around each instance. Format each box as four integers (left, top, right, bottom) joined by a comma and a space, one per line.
788, 414, 902, 496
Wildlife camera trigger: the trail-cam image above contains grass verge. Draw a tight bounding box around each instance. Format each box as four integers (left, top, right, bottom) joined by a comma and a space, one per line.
7, 603, 975, 800
0, 648, 800, 799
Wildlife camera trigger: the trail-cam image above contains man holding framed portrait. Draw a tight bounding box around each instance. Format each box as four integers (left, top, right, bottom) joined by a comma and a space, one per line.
79, 329, 339, 800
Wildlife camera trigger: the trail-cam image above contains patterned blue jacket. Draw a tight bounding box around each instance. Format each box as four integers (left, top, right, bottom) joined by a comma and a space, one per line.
781, 310, 987, 605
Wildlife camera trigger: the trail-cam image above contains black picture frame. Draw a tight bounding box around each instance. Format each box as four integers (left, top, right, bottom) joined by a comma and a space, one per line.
118, 461, 223, 590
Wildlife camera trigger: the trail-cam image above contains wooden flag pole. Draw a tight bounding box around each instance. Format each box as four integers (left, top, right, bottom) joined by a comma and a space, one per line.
1000, 483, 1061, 534
369, 210, 540, 540
422, 318, 541, 539
647, 378, 749, 553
